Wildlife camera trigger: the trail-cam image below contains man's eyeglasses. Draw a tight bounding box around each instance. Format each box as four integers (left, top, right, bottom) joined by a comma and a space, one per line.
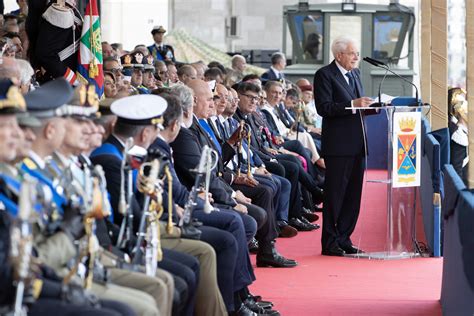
241, 94, 259, 102
342, 51, 360, 57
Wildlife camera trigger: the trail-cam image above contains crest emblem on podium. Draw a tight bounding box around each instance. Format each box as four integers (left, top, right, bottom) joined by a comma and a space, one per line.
392, 112, 421, 188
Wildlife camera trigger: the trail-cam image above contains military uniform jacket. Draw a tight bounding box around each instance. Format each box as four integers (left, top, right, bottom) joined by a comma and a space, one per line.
34, 3, 83, 84
90, 135, 143, 232
147, 44, 176, 62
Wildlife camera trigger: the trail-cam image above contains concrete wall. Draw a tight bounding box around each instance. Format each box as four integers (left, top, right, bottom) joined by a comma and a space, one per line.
101, 0, 169, 51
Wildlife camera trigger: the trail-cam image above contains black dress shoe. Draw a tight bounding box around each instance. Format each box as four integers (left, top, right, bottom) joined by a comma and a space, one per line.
231, 303, 257, 316
248, 238, 259, 254
247, 293, 273, 307
288, 218, 314, 231
256, 253, 298, 267
301, 208, 319, 222
321, 246, 346, 257
244, 299, 280, 315
277, 221, 298, 238
299, 217, 320, 229
312, 186, 324, 204
244, 295, 273, 310
341, 245, 365, 254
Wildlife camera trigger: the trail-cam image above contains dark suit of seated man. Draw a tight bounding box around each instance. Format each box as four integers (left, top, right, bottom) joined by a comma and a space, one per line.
314, 36, 377, 257
149, 92, 278, 314
170, 80, 297, 271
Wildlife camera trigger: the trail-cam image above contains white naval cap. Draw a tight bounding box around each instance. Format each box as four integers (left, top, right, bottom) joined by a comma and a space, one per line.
111, 94, 167, 126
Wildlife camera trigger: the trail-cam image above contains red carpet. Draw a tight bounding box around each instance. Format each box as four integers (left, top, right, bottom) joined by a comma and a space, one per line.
250, 171, 442, 315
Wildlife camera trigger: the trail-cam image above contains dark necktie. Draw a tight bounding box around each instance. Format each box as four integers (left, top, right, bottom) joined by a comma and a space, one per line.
215, 118, 227, 140
346, 71, 356, 95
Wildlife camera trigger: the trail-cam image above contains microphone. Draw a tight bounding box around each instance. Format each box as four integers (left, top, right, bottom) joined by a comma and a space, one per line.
363, 57, 386, 67
363, 57, 388, 107
363, 57, 420, 107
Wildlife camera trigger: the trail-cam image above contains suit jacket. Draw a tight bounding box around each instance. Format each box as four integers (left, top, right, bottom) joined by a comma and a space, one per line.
260, 107, 283, 138
261, 67, 284, 82
276, 104, 292, 128
150, 137, 205, 210
314, 60, 373, 156
170, 122, 237, 207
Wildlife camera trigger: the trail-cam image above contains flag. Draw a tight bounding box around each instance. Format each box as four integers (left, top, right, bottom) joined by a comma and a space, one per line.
76, 0, 104, 98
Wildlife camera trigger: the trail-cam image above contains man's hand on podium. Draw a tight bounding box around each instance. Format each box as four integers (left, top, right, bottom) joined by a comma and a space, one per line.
353, 97, 374, 107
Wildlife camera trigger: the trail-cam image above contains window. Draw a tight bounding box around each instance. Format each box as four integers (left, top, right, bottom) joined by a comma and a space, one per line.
288, 13, 324, 64
373, 14, 405, 62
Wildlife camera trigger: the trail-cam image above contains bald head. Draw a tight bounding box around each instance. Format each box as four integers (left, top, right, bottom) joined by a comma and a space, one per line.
295, 78, 311, 88
188, 79, 213, 119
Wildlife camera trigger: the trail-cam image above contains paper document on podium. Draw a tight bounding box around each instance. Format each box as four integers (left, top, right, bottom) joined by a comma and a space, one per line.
370, 94, 397, 105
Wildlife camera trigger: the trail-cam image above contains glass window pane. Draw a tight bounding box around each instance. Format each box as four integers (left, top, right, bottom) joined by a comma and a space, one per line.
289, 13, 324, 63
373, 14, 404, 62
329, 15, 362, 57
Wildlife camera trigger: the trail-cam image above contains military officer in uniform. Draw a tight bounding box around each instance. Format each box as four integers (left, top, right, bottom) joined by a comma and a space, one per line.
147, 26, 176, 63
27, 0, 82, 85
0, 78, 135, 316
21, 79, 160, 316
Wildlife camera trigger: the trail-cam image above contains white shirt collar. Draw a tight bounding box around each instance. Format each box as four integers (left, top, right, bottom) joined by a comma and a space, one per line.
29, 150, 46, 169
262, 104, 274, 112
270, 66, 280, 77
335, 60, 351, 83
218, 114, 227, 123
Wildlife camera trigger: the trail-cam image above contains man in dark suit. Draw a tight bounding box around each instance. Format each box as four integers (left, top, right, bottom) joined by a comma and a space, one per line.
170, 80, 297, 269
260, 52, 286, 83
150, 93, 281, 315
313, 37, 375, 257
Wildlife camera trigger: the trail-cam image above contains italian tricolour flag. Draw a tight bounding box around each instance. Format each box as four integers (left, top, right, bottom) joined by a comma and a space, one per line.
76, 0, 104, 98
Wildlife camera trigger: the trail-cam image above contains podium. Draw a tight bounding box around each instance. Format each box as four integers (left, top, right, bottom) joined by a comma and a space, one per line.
345, 102, 430, 260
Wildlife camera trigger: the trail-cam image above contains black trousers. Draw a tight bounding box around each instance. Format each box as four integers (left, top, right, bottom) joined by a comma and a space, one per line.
322, 155, 364, 251
198, 225, 238, 311
29, 298, 136, 316
266, 159, 302, 219
194, 209, 256, 289
232, 183, 278, 251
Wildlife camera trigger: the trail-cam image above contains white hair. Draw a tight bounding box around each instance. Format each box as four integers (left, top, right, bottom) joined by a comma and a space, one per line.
331, 37, 356, 58
16, 59, 34, 85
231, 54, 245, 67
170, 84, 194, 112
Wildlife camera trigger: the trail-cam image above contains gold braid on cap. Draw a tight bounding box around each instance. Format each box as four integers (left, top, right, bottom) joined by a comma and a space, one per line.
151, 117, 163, 125
0, 86, 26, 111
